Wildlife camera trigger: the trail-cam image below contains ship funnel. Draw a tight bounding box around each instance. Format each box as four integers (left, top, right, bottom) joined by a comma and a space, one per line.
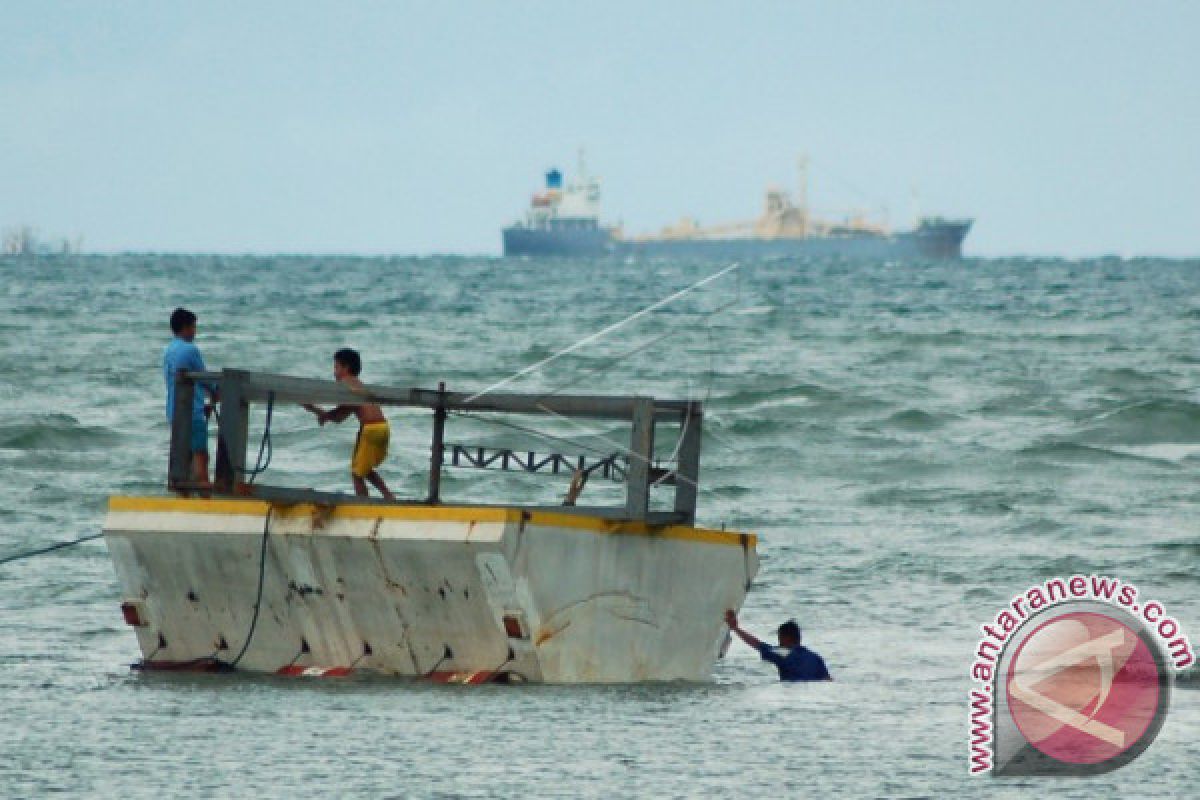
545, 169, 563, 190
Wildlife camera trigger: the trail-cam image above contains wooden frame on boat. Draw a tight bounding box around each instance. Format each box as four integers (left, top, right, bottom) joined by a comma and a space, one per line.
169, 368, 704, 524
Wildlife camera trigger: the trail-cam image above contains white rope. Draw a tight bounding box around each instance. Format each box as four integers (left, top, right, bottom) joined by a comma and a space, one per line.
464, 263, 740, 403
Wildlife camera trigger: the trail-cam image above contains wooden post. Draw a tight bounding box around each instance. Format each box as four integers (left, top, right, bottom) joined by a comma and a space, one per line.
672, 404, 702, 524
214, 369, 249, 493
625, 398, 655, 520
427, 382, 447, 504
168, 370, 195, 491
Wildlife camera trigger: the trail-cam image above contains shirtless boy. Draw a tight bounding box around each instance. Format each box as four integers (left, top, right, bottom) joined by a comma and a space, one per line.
304, 348, 395, 500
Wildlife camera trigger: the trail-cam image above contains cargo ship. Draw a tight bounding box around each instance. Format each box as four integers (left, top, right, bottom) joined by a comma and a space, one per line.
501, 160, 617, 257
502, 157, 971, 260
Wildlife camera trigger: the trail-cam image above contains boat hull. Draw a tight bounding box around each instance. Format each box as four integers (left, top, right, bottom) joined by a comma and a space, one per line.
501, 218, 971, 260
502, 225, 614, 257
103, 497, 758, 683
622, 220, 973, 261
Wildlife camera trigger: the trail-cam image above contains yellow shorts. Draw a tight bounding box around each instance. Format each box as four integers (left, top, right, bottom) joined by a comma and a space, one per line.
352, 421, 390, 478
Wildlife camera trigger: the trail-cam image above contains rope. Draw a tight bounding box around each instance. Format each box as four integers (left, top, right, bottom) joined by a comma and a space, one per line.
0, 532, 105, 567
479, 291, 741, 497
464, 263, 741, 402
532, 328, 679, 402
244, 390, 274, 483
448, 410, 615, 458
225, 505, 274, 669
210, 389, 274, 482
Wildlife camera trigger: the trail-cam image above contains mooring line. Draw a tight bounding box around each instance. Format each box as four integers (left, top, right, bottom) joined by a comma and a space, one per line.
0, 532, 105, 567
464, 263, 740, 403
456, 286, 742, 491
533, 401, 701, 492
448, 410, 615, 458
531, 328, 679, 402
226, 505, 274, 669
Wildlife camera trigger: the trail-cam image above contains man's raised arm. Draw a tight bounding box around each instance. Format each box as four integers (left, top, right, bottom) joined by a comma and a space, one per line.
725, 610, 763, 650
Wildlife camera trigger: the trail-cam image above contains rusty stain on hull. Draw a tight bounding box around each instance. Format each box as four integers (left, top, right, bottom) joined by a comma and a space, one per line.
535, 619, 571, 646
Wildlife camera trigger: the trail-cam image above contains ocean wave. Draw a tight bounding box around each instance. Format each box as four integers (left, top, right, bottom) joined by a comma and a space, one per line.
295, 313, 374, 331
828, 550, 970, 586
865, 328, 969, 346
708, 415, 802, 437
1108, 443, 1200, 462
1084, 366, 1173, 390
1030, 555, 1112, 577
0, 415, 123, 450
878, 409, 958, 432
708, 484, 755, 498
1150, 539, 1200, 559
858, 486, 1029, 514
1077, 398, 1200, 445
711, 383, 891, 424
715, 381, 842, 408
1017, 440, 1180, 466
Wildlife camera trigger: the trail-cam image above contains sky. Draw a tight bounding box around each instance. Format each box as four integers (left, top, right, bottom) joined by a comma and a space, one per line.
2, 1, 1198, 257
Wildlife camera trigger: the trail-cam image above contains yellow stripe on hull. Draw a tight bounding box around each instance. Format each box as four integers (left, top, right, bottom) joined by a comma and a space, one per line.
106, 495, 755, 548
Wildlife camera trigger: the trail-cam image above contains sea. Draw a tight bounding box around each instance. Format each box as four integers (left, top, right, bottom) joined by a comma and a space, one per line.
0, 253, 1197, 797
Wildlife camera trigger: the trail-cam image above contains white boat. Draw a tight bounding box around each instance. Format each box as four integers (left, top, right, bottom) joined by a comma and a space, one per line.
103, 369, 758, 683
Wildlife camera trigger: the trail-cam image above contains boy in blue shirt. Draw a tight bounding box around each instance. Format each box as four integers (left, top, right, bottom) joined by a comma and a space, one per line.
163, 308, 217, 489
725, 609, 832, 682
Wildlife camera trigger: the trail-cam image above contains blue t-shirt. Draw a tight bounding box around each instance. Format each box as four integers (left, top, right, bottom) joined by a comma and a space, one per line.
759, 643, 832, 682
163, 337, 208, 423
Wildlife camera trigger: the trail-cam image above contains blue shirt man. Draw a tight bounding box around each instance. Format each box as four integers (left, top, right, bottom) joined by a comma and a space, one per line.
757, 641, 832, 682
164, 337, 208, 425
725, 610, 832, 682
164, 307, 215, 487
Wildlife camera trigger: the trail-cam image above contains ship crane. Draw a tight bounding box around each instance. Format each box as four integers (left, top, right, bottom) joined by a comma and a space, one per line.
647, 216, 757, 241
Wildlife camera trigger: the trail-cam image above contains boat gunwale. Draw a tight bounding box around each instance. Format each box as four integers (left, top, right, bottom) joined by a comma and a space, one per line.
106, 496, 756, 547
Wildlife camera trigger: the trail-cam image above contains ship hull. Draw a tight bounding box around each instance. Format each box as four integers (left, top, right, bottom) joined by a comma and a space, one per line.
502, 219, 970, 260
503, 225, 613, 257
103, 497, 758, 683
622, 220, 972, 261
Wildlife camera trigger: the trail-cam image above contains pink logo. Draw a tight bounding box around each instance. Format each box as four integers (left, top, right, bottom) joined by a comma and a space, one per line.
1006, 611, 1161, 765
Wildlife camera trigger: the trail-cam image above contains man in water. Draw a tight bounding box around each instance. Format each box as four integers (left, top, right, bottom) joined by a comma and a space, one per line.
304, 348, 395, 500
163, 307, 217, 488
724, 609, 832, 682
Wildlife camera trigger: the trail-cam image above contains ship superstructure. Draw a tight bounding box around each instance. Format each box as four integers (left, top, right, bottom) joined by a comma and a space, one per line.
502, 154, 615, 257
629, 158, 971, 260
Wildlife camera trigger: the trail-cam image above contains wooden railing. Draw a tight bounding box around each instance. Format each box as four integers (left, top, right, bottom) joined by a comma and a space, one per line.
169, 368, 703, 524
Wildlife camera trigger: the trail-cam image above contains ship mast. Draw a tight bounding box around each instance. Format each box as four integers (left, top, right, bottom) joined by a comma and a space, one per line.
796, 153, 810, 238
